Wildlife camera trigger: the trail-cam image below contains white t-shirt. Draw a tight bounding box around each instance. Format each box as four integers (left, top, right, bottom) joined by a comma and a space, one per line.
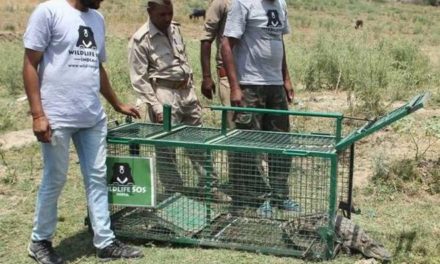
223, 0, 290, 86
24, 0, 106, 128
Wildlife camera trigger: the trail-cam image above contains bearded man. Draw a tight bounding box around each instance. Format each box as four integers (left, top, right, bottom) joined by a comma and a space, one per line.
23, 0, 143, 263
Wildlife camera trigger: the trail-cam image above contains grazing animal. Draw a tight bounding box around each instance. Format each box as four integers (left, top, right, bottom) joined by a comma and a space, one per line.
355, 19, 363, 29
189, 8, 206, 20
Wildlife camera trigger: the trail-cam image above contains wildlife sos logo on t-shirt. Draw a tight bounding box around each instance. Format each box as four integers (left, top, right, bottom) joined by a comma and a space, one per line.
67, 25, 99, 69
263, 9, 284, 39
266, 10, 282, 28
76, 26, 97, 49
106, 156, 156, 207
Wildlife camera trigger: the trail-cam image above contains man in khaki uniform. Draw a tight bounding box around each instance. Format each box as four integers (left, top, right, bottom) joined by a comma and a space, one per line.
128, 0, 230, 202
200, 0, 234, 128
129, 0, 199, 124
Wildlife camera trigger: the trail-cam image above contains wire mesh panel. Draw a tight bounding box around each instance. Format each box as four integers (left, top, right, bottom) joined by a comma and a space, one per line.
203, 149, 333, 259
214, 130, 335, 153
156, 126, 221, 143
107, 123, 163, 139
107, 138, 336, 259
104, 94, 428, 259
337, 146, 355, 218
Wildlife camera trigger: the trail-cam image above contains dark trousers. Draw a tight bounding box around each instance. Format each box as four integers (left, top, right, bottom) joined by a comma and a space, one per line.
230, 85, 292, 205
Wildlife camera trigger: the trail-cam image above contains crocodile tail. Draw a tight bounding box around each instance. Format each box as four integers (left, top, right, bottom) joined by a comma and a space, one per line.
335, 215, 392, 261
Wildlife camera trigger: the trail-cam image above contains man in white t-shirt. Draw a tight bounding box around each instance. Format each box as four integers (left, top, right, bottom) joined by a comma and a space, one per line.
23, 0, 143, 263
222, 0, 299, 218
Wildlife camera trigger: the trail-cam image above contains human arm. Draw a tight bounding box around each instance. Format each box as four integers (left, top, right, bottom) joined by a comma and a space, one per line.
282, 40, 294, 103
23, 49, 52, 143
200, 0, 228, 100
220, 36, 242, 106
221, 0, 248, 106
281, 3, 294, 104
200, 40, 215, 99
128, 37, 162, 122
99, 63, 140, 119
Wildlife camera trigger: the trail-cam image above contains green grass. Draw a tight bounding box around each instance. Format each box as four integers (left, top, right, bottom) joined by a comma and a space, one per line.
0, 40, 30, 132
1, 0, 440, 131
1, 144, 439, 264
0, 0, 439, 263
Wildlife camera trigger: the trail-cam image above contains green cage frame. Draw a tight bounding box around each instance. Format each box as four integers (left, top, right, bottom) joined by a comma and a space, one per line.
102, 93, 428, 260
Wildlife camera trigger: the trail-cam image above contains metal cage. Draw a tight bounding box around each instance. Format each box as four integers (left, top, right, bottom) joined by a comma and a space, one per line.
104, 93, 428, 260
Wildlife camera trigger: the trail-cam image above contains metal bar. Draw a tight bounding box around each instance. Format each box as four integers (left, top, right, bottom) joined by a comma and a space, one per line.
327, 155, 338, 258
121, 233, 307, 258
336, 92, 429, 151
335, 117, 343, 143
210, 105, 343, 119
213, 219, 239, 239
107, 122, 136, 133
106, 138, 131, 144
147, 125, 187, 139
107, 124, 188, 144
221, 110, 228, 135
163, 104, 172, 132
204, 130, 240, 145
107, 138, 336, 158
282, 150, 310, 157
408, 92, 430, 113
205, 149, 213, 222
347, 144, 355, 219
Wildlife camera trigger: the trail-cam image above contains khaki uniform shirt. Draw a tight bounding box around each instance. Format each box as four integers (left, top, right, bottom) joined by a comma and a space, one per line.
128, 20, 192, 114
200, 0, 231, 68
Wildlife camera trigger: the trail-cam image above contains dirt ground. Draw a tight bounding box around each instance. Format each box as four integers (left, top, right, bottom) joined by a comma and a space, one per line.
0, 31, 20, 42
0, 129, 35, 151
302, 91, 439, 187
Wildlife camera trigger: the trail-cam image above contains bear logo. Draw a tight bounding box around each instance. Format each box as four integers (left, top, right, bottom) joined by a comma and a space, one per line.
111, 163, 135, 186
266, 10, 282, 28
76, 25, 97, 49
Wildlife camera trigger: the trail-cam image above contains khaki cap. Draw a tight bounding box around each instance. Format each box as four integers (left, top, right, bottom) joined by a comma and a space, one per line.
147, 0, 172, 5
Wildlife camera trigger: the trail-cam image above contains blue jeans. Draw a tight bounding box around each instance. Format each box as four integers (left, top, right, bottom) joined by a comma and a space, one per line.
31, 119, 114, 249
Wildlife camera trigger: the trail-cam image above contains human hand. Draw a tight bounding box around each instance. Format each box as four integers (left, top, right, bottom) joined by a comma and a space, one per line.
230, 86, 243, 107
33, 115, 52, 143
201, 76, 216, 100
155, 112, 164, 123
115, 103, 141, 119
284, 81, 294, 103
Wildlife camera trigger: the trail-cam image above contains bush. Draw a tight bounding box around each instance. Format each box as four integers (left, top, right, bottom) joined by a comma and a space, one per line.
372, 157, 440, 195
0, 103, 14, 132
298, 31, 432, 116
0, 41, 23, 96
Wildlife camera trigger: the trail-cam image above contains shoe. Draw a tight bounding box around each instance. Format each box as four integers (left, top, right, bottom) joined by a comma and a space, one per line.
212, 187, 232, 203
28, 240, 65, 264
97, 240, 143, 262
282, 199, 301, 212
256, 200, 273, 218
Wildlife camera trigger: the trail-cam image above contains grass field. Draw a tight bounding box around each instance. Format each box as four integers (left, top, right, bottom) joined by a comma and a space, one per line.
0, 0, 439, 263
